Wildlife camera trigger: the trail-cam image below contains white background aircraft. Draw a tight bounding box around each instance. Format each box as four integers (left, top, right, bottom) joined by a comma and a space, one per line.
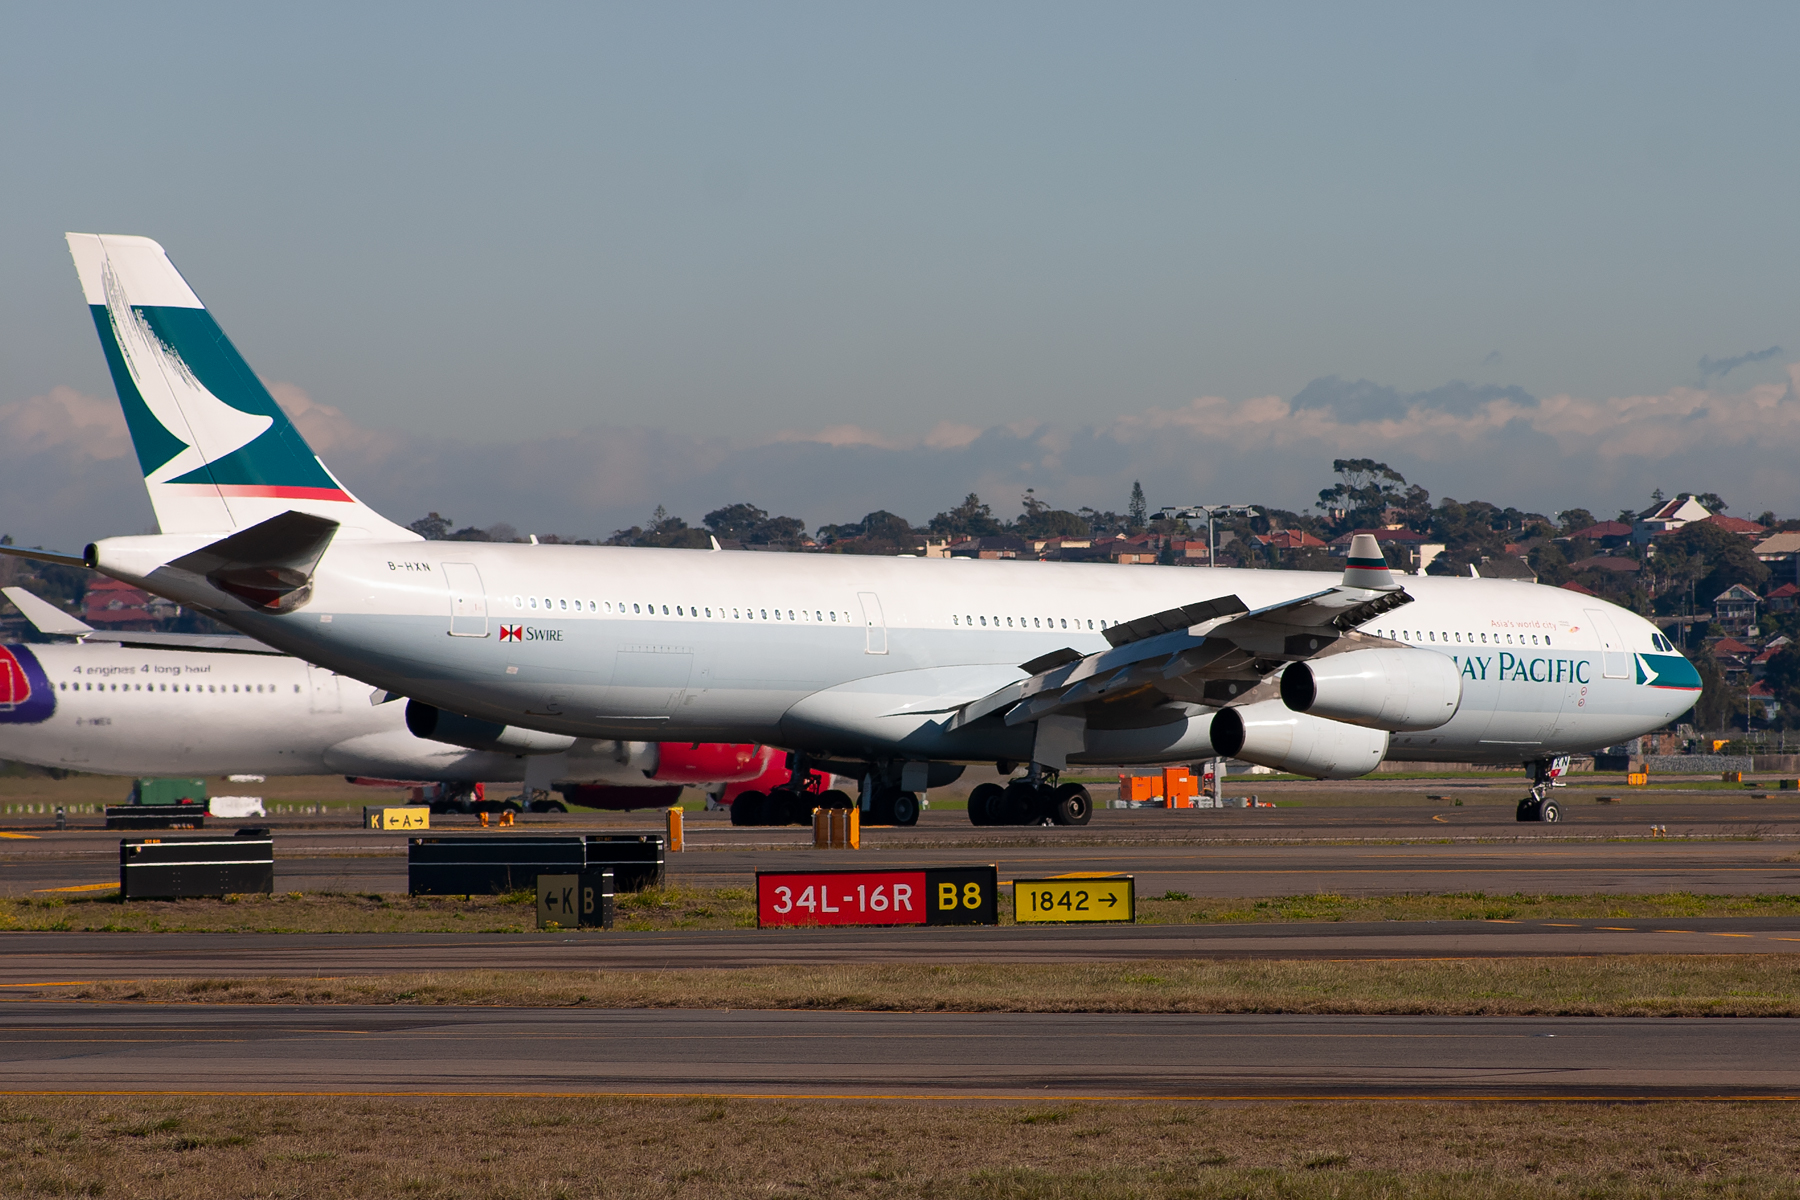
0, 586, 778, 812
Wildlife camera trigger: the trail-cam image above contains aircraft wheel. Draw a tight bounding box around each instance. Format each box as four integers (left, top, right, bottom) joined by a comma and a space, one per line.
1539, 800, 1561, 823
1515, 798, 1541, 822
1051, 783, 1093, 826
998, 782, 1035, 825
528, 799, 567, 814
818, 789, 854, 810
766, 789, 801, 826
730, 791, 765, 826
967, 782, 1003, 826
868, 789, 897, 826
891, 791, 920, 827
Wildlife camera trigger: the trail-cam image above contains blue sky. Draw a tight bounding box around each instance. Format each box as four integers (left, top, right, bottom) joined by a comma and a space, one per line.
3, 3, 1799, 546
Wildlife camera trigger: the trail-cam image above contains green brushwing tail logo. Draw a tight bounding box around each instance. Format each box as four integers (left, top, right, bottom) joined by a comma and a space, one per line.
93, 262, 347, 500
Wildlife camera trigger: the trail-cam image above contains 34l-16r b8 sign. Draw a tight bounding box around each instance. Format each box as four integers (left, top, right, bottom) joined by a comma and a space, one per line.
756, 866, 997, 927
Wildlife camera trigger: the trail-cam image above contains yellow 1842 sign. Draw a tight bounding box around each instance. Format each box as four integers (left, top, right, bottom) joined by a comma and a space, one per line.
1014, 874, 1135, 923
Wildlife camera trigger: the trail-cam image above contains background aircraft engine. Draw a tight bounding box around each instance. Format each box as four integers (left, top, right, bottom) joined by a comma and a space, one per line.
404, 701, 576, 754
1278, 647, 1462, 732
1211, 699, 1389, 780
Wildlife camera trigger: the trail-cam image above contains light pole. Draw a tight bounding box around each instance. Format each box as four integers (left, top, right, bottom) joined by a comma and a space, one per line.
1158, 504, 1259, 568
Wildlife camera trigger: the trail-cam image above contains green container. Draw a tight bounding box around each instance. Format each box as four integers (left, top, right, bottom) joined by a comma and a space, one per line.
128, 778, 208, 807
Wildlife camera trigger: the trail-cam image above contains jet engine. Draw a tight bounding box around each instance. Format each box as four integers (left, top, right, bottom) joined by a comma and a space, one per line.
404, 701, 576, 754
1278, 647, 1462, 732
1211, 699, 1389, 780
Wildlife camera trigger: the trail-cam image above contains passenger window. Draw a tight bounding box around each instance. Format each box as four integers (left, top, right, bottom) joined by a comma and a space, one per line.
788, 610, 795, 621
705, 608, 712, 617
953, 615, 959, 625
1060, 619, 1067, 629
760, 609, 767, 620
980, 616, 987, 626
774, 609, 782, 621
543, 597, 551, 609
1087, 620, 1093, 629
529, 597, 538, 609
831, 611, 837, 622
676, 606, 683, 616
815, 611, 822, 622
632, 603, 640, 613
1006, 617, 1013, 627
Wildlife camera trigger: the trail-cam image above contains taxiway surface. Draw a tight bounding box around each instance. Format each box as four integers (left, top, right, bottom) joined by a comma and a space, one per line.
2, 1005, 1795, 1099
3, 800, 1798, 898
2, 917, 1799, 985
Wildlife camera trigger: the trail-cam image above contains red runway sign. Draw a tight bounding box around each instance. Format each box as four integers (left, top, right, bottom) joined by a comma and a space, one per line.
756, 866, 997, 928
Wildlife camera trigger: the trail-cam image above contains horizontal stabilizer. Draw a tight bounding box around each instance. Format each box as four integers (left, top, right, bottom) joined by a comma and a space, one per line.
167, 510, 340, 613
1, 587, 93, 636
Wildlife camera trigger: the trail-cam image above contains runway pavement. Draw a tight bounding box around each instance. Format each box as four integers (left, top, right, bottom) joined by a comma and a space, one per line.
3, 801, 1799, 898
3, 916, 1799, 983
2, 1004, 1795, 1098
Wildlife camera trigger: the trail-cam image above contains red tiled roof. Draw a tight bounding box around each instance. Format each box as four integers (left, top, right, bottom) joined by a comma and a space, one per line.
1329, 528, 1429, 546
1712, 637, 1755, 656
1560, 580, 1599, 595
1568, 521, 1632, 539
1698, 514, 1768, 535
1768, 583, 1800, 599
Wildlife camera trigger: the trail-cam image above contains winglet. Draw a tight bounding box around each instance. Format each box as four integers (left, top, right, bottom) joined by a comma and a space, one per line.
1, 587, 94, 636
1341, 533, 1400, 591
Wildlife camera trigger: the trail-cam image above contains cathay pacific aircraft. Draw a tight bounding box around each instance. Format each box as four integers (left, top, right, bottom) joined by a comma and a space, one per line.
0, 586, 778, 811
8, 234, 1701, 827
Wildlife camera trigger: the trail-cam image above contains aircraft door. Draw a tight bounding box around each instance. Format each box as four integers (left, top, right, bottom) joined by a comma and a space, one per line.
858, 592, 887, 654
442, 562, 488, 637
1585, 609, 1630, 679
307, 664, 342, 714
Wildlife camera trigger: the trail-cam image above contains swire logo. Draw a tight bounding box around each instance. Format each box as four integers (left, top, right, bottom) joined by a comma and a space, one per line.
500, 625, 523, 642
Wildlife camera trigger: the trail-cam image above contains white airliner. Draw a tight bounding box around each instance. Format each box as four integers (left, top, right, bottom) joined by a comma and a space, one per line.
7, 234, 1701, 826
0, 586, 773, 811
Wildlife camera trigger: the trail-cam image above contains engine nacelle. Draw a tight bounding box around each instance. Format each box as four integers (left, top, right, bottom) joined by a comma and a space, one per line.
405, 701, 576, 755
1279, 647, 1462, 732
1211, 699, 1389, 780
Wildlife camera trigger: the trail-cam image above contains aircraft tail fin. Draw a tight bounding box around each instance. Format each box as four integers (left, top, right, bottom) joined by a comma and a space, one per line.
65, 233, 417, 542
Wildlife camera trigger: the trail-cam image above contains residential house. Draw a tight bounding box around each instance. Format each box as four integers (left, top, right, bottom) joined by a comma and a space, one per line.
1766, 582, 1800, 613
1696, 514, 1767, 538
1253, 528, 1327, 553
82, 577, 157, 632
1562, 520, 1633, 549
1560, 580, 1600, 596
1713, 583, 1760, 636
1748, 680, 1781, 723
948, 535, 1034, 560
1708, 635, 1755, 682
1754, 532, 1800, 584
1327, 528, 1445, 574
1570, 555, 1639, 576
1633, 495, 1711, 546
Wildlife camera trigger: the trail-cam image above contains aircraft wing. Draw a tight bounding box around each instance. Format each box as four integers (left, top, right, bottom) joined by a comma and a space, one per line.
948, 533, 1414, 731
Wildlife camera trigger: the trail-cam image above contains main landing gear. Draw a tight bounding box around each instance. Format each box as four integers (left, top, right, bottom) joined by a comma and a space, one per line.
1515, 755, 1571, 823
730, 785, 855, 827
967, 769, 1093, 827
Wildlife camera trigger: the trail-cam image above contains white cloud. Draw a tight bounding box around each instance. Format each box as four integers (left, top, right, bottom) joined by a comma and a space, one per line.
7, 370, 1799, 550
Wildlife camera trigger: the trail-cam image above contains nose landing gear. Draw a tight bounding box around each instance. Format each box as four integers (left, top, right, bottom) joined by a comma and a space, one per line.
1516, 755, 1570, 822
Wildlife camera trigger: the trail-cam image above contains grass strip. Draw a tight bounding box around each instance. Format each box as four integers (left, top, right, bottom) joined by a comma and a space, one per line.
3, 1094, 1799, 1199
7, 887, 1800, 934
17, 955, 1800, 1016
